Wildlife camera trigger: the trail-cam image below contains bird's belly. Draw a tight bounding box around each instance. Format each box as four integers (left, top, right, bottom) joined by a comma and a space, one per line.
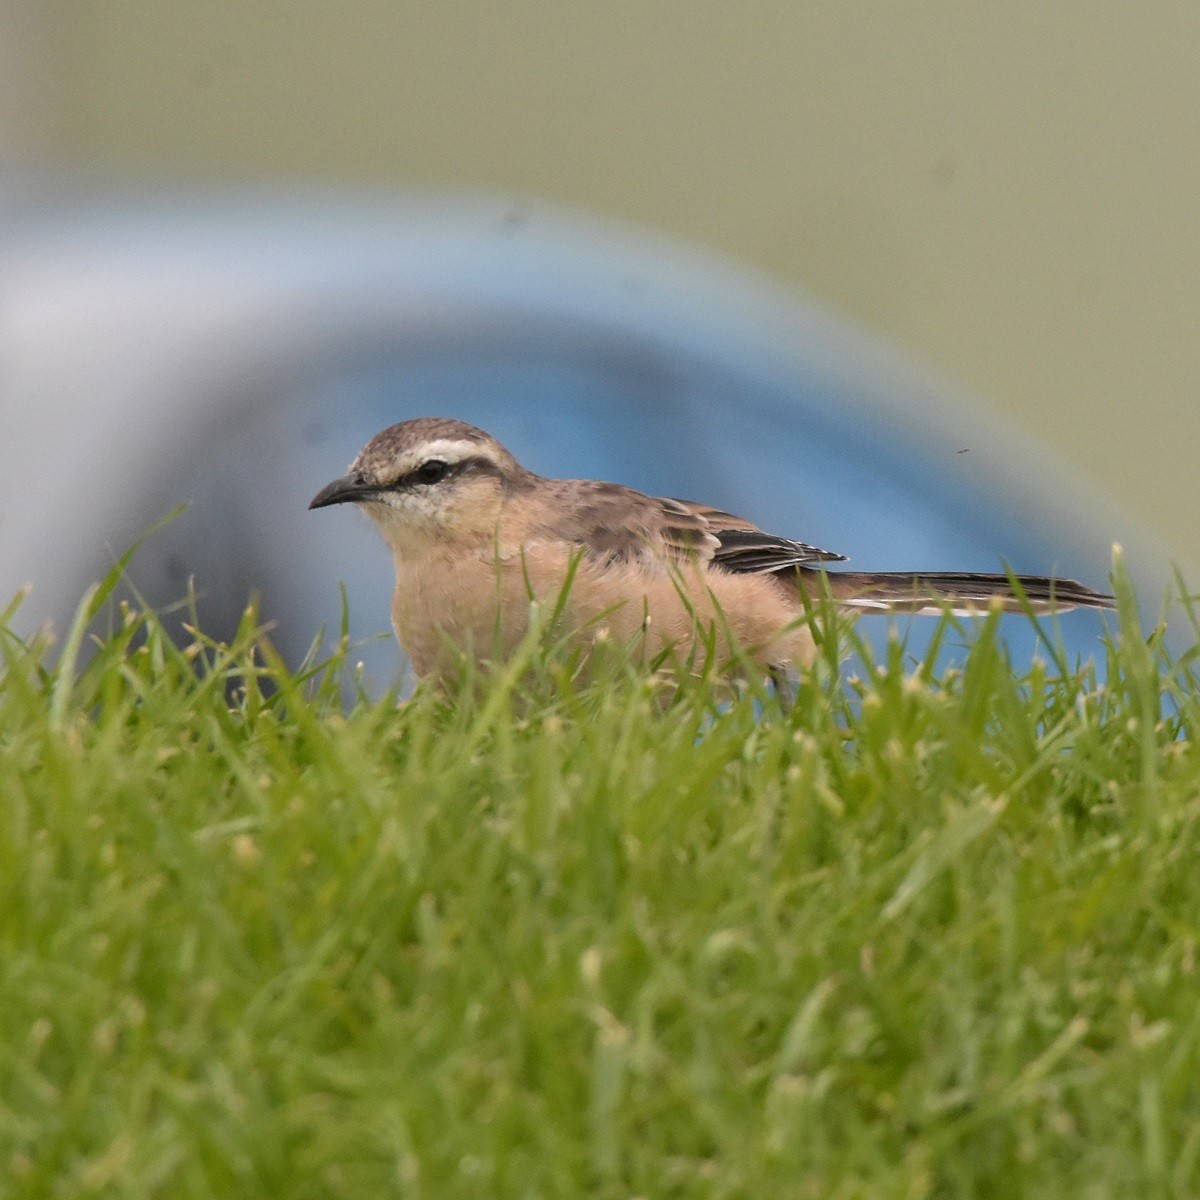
391, 547, 815, 679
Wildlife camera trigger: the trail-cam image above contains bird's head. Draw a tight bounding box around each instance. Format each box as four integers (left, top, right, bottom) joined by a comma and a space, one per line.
309, 418, 532, 555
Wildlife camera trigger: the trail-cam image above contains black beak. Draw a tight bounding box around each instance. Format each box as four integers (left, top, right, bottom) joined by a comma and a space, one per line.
308, 474, 377, 510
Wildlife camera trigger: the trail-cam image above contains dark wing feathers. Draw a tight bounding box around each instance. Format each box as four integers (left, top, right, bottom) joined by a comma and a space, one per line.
527, 481, 1112, 613
669, 500, 846, 572
536, 482, 845, 573
705, 525, 848, 573
534, 482, 721, 565
653, 497, 725, 561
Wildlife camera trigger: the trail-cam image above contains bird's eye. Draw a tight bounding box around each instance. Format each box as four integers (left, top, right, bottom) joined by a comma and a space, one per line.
414, 459, 450, 485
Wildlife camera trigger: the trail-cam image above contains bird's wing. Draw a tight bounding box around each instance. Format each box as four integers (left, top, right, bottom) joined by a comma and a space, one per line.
530, 482, 845, 573
673, 500, 847, 573
530, 481, 719, 564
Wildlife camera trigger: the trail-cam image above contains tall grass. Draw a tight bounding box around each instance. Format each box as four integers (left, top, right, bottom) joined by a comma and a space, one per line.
1, 560, 1198, 1198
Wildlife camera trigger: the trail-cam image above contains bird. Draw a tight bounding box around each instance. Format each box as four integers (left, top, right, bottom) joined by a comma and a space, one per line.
309, 417, 1115, 681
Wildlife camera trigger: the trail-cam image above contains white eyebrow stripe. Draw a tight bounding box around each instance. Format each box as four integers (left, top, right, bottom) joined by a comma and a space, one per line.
397, 439, 490, 472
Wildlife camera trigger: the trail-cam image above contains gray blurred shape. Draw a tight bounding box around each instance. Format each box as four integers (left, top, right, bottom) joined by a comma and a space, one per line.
0, 182, 1168, 689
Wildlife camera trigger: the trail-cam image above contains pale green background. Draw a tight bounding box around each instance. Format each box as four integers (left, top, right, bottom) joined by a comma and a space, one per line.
12, 3, 1198, 563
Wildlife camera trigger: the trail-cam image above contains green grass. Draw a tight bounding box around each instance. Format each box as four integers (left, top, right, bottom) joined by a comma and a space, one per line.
2, 563, 1200, 1199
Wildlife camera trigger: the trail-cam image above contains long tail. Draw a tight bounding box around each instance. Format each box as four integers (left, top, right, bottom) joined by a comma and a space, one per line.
804, 569, 1115, 616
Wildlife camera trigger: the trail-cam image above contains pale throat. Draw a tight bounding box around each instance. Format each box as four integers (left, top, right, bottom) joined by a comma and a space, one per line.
368, 502, 511, 570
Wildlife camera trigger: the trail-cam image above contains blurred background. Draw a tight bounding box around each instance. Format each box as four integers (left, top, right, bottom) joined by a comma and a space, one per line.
1, 3, 1194, 683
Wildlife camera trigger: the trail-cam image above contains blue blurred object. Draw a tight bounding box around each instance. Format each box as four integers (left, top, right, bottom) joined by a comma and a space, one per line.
0, 179, 1166, 690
